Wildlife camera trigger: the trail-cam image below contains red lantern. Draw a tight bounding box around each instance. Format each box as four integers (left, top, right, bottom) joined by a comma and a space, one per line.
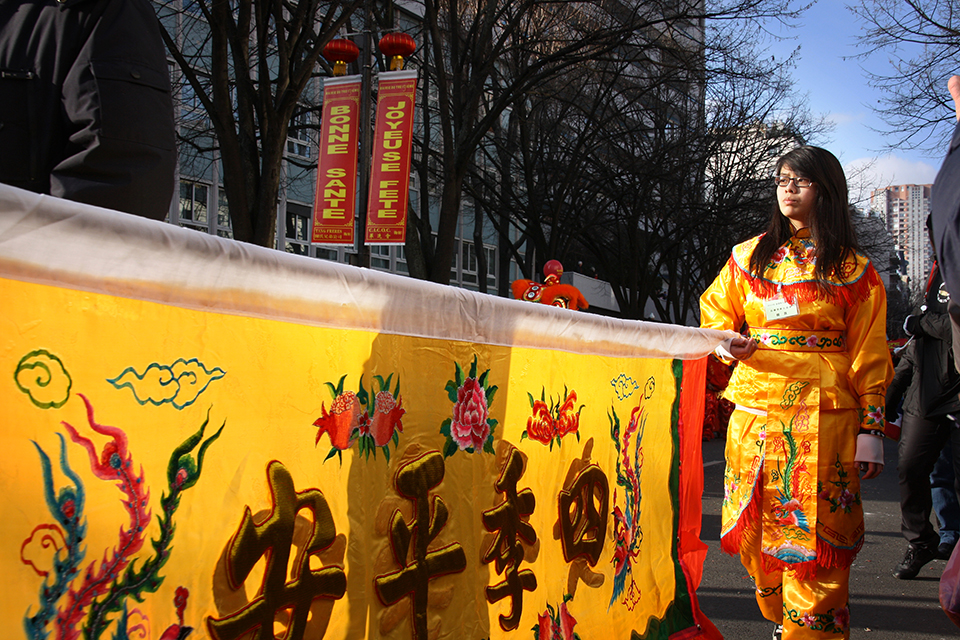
379, 33, 416, 71
323, 38, 359, 76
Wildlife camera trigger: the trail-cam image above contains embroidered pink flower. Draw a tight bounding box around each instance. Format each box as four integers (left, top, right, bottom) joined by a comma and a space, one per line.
451, 377, 490, 451
805, 334, 818, 348
819, 489, 831, 501
772, 247, 788, 264
759, 430, 767, 441
838, 489, 855, 510
833, 606, 850, 629
866, 406, 884, 424
801, 612, 816, 627
759, 332, 773, 344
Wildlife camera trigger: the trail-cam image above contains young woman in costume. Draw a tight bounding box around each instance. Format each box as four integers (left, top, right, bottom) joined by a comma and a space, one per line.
700, 146, 894, 639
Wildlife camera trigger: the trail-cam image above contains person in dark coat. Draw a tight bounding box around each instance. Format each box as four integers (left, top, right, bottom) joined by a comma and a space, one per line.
931, 75, 960, 371
887, 255, 960, 579
0, 0, 176, 219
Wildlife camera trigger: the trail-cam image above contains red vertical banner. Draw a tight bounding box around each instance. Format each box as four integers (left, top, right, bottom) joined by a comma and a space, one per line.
365, 70, 418, 245
312, 76, 362, 245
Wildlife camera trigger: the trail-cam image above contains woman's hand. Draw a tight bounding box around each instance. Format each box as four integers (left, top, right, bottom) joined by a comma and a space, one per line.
860, 462, 883, 480
729, 335, 758, 360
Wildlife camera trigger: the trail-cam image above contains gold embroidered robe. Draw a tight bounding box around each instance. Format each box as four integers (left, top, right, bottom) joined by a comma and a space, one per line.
700, 230, 894, 576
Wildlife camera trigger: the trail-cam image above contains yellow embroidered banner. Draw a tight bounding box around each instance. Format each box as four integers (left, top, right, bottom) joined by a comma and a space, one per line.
0, 185, 730, 640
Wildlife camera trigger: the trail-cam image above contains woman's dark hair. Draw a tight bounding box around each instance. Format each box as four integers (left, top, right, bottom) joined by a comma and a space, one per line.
749, 146, 859, 286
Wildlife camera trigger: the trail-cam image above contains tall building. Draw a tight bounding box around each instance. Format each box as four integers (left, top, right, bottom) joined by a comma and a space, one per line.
870, 184, 932, 289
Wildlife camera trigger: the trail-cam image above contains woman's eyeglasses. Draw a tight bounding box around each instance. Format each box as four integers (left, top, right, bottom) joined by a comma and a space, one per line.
773, 175, 814, 188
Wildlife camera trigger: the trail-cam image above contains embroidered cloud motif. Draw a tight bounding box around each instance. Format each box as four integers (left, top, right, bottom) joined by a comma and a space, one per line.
108, 358, 226, 409
15, 349, 72, 409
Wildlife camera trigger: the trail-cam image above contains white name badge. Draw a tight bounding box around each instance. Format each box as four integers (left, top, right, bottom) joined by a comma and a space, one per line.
764, 296, 800, 320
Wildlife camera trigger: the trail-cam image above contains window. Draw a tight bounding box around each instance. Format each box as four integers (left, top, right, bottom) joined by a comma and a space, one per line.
316, 247, 339, 262
370, 245, 391, 271
285, 202, 312, 255
178, 75, 211, 127
460, 242, 496, 289
287, 109, 313, 158
179, 180, 208, 230
216, 189, 233, 238
462, 242, 479, 285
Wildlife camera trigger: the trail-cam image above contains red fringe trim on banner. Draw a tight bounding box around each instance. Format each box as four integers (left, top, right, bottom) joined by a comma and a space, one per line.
815, 534, 863, 570
719, 483, 760, 556
731, 257, 884, 306
719, 483, 863, 579
759, 536, 862, 581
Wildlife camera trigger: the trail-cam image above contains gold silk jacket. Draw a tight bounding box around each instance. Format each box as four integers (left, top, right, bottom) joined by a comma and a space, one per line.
700, 230, 892, 431
700, 230, 894, 574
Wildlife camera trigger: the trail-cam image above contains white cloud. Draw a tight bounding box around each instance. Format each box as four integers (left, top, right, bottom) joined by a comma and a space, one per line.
843, 154, 940, 204
827, 111, 865, 126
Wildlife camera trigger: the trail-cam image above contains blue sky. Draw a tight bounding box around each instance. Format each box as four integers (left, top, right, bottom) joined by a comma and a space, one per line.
766, 1, 951, 203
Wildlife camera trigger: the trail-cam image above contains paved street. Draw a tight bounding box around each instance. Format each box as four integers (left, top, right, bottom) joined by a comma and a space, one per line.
696, 436, 960, 639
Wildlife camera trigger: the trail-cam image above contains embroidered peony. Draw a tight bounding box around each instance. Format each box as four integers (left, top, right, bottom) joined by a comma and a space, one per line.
833, 606, 850, 630
451, 377, 490, 451
838, 489, 855, 510
772, 247, 788, 264
440, 356, 498, 457
801, 612, 816, 627
806, 334, 819, 348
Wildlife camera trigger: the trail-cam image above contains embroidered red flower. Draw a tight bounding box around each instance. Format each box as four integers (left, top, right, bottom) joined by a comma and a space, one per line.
772, 247, 788, 264
536, 600, 577, 640
523, 387, 583, 448
314, 391, 364, 450
556, 391, 580, 436
370, 391, 404, 447
526, 399, 555, 444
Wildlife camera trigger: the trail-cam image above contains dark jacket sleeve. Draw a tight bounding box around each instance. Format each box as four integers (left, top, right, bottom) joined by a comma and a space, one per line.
932, 121, 960, 371
886, 343, 915, 421
917, 310, 954, 342
51, 0, 176, 220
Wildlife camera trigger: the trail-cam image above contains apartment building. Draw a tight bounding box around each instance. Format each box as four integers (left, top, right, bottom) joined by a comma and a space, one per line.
870, 184, 932, 289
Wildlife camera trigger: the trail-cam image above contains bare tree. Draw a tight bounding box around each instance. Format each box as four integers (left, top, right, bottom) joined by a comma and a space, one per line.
849, 0, 960, 152
408, 0, 815, 285
155, 0, 363, 247
457, 1, 824, 321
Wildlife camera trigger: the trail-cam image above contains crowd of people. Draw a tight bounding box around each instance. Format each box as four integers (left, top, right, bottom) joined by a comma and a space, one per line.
700, 77, 960, 639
